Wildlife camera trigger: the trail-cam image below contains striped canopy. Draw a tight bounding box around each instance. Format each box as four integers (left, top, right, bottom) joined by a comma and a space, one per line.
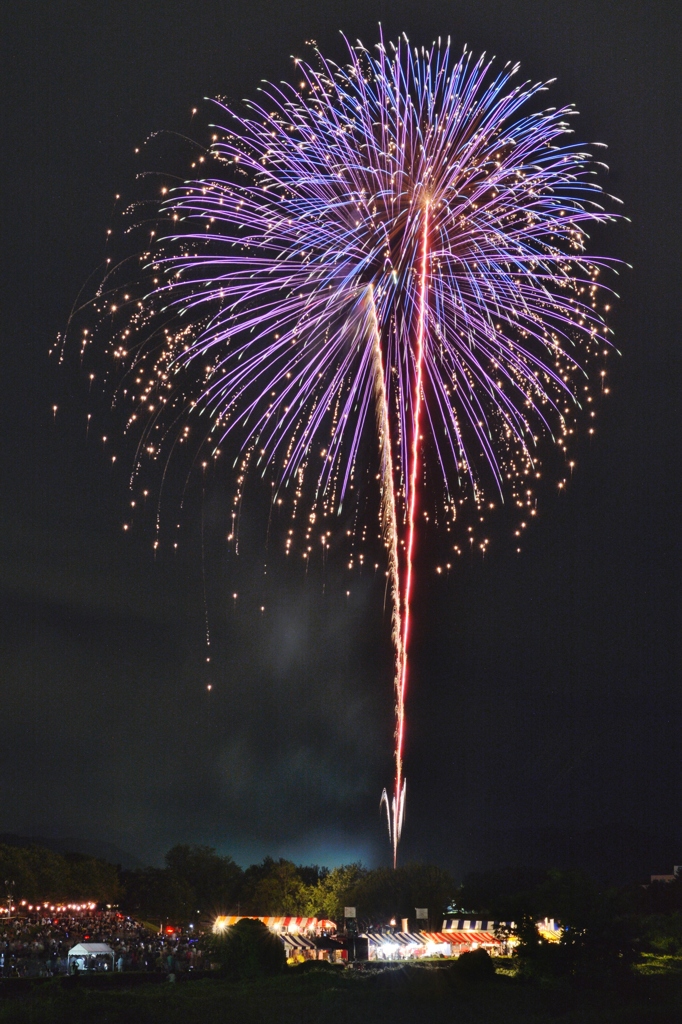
364, 931, 426, 946
213, 915, 334, 933
442, 919, 512, 931
425, 931, 502, 947
364, 930, 503, 950
282, 933, 317, 950
420, 933, 455, 945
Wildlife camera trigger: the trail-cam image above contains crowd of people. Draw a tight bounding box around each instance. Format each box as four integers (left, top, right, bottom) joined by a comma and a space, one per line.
0, 907, 205, 978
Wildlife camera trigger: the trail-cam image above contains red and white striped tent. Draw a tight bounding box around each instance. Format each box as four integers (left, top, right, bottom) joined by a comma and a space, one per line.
424, 930, 503, 951
213, 916, 336, 934
442, 919, 511, 933
363, 932, 426, 958
362, 929, 504, 959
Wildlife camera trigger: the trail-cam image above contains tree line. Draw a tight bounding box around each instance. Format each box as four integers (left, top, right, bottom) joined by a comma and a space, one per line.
0, 842, 456, 926
3, 839, 682, 966
459, 865, 682, 977
0, 843, 120, 904
121, 848, 456, 927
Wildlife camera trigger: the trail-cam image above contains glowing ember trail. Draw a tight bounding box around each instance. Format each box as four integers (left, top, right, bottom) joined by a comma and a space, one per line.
368, 287, 402, 708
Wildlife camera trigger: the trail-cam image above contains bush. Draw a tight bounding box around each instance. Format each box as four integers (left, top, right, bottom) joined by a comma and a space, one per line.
202, 919, 286, 980
454, 949, 496, 983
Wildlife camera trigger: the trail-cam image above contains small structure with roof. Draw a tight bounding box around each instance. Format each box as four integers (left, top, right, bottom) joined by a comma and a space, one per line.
67, 942, 115, 973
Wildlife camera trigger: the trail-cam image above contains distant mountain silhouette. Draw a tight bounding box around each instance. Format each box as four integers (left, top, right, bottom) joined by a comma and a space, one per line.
0, 834, 145, 870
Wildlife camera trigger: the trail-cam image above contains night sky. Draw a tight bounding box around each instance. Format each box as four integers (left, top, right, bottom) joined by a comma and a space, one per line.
2, 0, 680, 879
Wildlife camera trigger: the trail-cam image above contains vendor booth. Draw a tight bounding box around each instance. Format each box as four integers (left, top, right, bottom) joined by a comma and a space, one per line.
442, 919, 512, 954
364, 931, 427, 960
313, 935, 347, 962
282, 932, 317, 962
362, 926, 505, 960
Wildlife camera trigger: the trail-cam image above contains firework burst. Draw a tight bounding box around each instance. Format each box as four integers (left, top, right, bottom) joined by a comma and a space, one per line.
74, 32, 620, 866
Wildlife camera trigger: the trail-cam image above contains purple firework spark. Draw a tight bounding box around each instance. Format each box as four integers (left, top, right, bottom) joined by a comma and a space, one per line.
85, 33, 620, 865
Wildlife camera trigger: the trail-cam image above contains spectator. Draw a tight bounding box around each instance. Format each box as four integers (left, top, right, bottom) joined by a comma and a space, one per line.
0, 907, 206, 977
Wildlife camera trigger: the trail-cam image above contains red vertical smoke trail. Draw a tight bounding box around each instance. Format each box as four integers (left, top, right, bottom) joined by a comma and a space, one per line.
391, 204, 430, 868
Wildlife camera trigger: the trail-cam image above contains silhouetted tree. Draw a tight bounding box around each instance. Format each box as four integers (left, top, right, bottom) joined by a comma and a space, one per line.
165, 844, 243, 914
241, 858, 308, 915
201, 918, 286, 979
0, 843, 120, 902
120, 866, 193, 922
350, 863, 455, 928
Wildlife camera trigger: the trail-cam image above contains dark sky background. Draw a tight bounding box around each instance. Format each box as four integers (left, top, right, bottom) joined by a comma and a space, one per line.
1, 0, 680, 880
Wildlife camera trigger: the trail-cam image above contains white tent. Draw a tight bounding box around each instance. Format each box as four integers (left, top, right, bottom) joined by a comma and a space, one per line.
67, 942, 115, 972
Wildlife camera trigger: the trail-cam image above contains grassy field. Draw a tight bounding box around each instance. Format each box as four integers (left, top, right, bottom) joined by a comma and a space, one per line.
0, 960, 680, 1024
